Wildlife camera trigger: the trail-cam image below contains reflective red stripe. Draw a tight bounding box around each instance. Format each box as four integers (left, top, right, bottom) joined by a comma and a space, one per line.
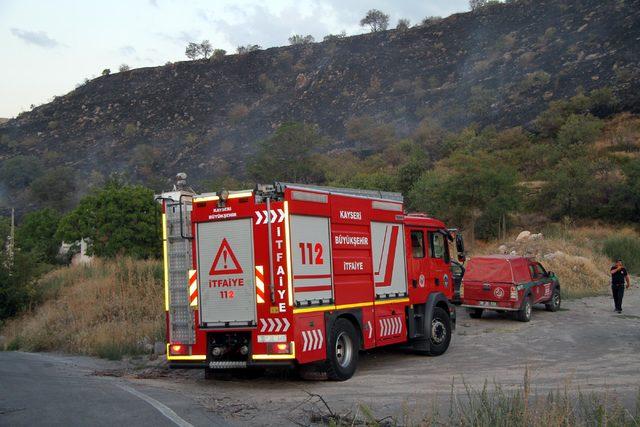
375, 225, 399, 287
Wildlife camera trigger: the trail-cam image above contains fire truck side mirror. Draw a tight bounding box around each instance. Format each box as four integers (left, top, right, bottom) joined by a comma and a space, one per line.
455, 234, 465, 255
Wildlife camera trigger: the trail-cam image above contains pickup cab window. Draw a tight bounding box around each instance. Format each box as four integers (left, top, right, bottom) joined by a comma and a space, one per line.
529, 263, 547, 279
535, 263, 547, 277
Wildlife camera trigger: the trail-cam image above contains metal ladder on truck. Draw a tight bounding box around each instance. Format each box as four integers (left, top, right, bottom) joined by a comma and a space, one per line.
162, 191, 195, 346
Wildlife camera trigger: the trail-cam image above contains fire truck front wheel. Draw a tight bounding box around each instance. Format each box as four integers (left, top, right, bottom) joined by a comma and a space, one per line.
326, 318, 359, 381
427, 307, 452, 356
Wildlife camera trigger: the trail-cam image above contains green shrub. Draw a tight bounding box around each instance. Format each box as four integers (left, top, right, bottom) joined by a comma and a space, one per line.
557, 114, 604, 146
123, 123, 137, 137
602, 235, 640, 273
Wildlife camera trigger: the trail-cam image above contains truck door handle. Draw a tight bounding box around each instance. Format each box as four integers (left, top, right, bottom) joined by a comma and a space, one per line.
412, 279, 417, 288
435, 278, 440, 286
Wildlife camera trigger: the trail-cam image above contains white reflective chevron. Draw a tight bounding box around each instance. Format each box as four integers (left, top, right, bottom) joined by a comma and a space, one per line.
259, 317, 291, 333
379, 316, 403, 337
302, 329, 324, 352
367, 320, 373, 339
255, 209, 286, 225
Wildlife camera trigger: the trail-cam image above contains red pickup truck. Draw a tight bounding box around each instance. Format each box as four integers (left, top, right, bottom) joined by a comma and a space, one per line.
460, 255, 561, 322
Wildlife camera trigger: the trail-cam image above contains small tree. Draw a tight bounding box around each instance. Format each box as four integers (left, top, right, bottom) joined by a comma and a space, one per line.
212, 48, 226, 60
118, 64, 130, 72
288, 34, 315, 45
323, 31, 346, 42
556, 114, 604, 147
56, 181, 160, 259
237, 44, 261, 54
248, 123, 326, 183
469, 0, 500, 10
396, 19, 410, 32
185, 42, 200, 60
29, 167, 76, 211
199, 40, 212, 58
0, 155, 43, 189
421, 16, 442, 26
15, 208, 61, 264
470, 0, 486, 9
360, 9, 389, 32
102, 68, 111, 76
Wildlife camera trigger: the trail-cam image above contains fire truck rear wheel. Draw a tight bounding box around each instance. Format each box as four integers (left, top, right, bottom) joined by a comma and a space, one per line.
326, 318, 359, 381
427, 307, 452, 356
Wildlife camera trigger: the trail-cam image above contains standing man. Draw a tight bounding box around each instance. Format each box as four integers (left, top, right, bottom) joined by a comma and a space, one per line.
610, 259, 631, 313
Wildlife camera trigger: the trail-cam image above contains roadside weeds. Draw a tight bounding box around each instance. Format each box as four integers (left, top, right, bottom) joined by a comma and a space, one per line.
303, 370, 640, 426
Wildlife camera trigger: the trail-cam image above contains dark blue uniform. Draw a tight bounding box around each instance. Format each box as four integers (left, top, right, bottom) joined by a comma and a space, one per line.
610, 266, 628, 312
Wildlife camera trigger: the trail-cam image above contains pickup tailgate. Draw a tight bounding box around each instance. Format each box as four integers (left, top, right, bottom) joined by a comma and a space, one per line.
463, 280, 514, 304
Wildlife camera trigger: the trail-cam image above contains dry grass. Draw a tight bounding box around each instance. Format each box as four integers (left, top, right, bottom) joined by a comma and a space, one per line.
473, 224, 639, 298
315, 370, 640, 426
595, 112, 640, 152
1, 258, 164, 359
422, 373, 640, 426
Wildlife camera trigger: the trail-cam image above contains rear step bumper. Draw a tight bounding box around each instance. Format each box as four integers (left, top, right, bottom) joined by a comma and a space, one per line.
209, 361, 247, 369
462, 304, 519, 311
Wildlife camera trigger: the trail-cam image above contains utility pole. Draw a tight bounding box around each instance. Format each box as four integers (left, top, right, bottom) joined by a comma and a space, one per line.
7, 207, 15, 268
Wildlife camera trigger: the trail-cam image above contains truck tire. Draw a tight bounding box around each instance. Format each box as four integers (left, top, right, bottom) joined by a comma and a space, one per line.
545, 287, 561, 312
326, 318, 359, 381
516, 295, 533, 322
468, 308, 483, 319
426, 307, 452, 356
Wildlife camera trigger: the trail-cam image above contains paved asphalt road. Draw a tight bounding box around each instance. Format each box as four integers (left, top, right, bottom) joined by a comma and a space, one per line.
0, 351, 225, 427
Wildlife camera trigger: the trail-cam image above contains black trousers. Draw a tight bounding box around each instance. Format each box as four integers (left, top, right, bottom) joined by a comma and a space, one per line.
612, 284, 625, 311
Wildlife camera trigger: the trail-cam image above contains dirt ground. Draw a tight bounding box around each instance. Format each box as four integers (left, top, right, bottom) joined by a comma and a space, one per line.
117, 279, 640, 425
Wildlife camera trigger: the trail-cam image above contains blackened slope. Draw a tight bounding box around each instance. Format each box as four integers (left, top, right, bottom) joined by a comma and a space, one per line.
1, 0, 639, 188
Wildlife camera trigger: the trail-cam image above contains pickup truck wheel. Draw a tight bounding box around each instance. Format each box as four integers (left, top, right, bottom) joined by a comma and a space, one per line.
517, 295, 533, 322
426, 307, 452, 356
468, 308, 483, 319
545, 288, 561, 312
326, 319, 359, 381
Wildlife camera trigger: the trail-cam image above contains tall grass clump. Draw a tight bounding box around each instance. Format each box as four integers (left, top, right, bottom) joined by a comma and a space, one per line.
1, 258, 164, 360
312, 371, 639, 426
431, 373, 640, 426
602, 235, 640, 273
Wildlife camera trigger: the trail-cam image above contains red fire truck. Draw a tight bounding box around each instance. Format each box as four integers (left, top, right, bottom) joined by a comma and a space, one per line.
158, 182, 463, 380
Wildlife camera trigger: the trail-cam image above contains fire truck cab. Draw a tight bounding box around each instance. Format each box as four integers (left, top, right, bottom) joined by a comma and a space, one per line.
159, 182, 462, 380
